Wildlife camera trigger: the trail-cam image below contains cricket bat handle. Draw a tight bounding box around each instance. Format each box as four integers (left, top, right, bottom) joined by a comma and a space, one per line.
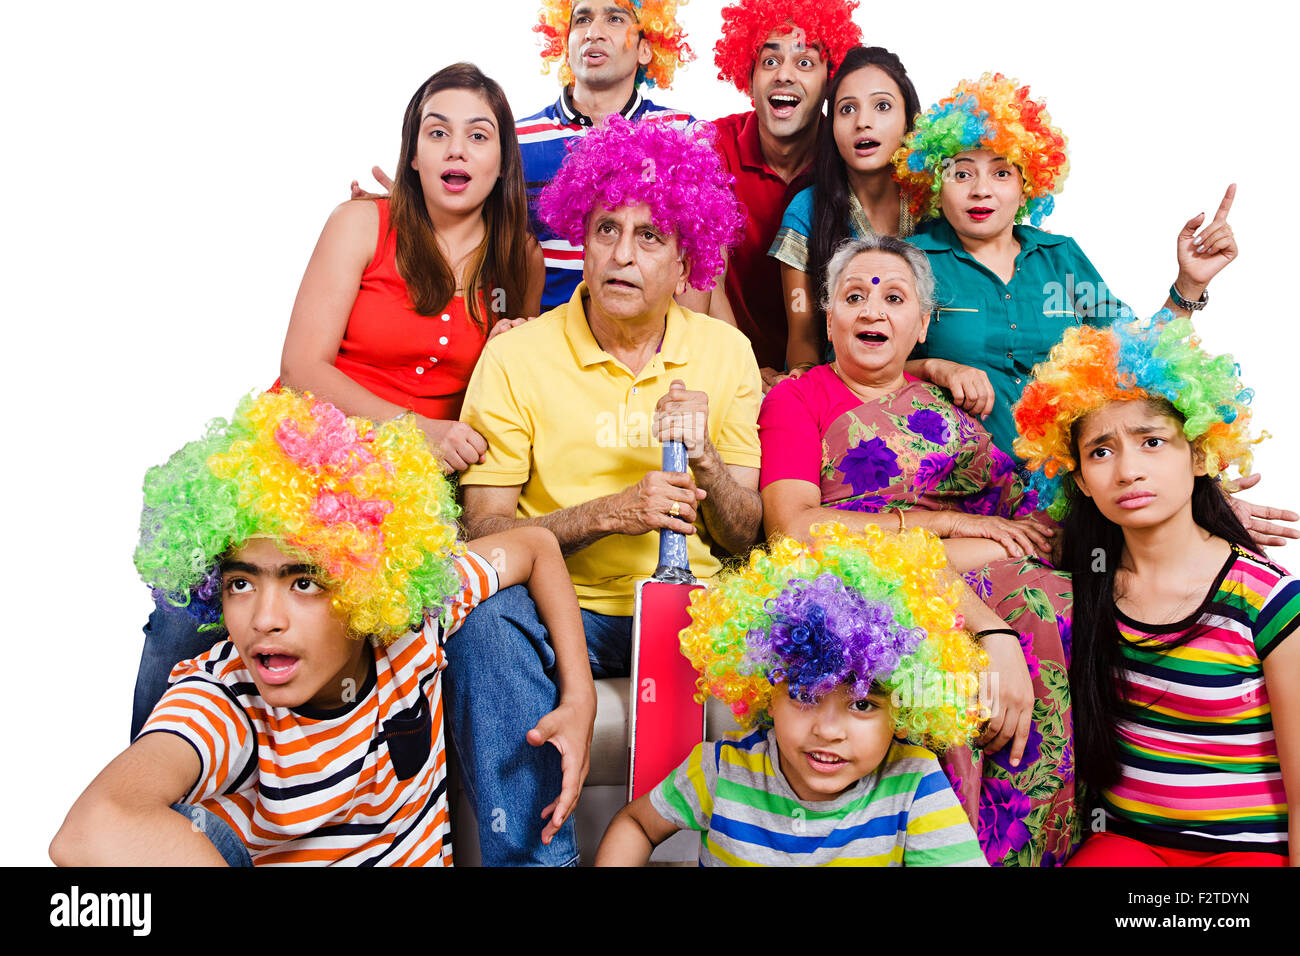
654, 440, 694, 583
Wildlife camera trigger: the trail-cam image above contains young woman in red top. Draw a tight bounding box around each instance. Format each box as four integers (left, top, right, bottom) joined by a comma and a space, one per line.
281, 62, 544, 471
129, 64, 543, 742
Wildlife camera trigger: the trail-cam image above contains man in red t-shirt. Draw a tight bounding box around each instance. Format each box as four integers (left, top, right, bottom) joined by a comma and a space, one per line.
708, 0, 862, 385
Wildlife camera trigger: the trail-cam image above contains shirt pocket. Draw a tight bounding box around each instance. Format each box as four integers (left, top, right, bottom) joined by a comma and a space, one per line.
383, 693, 432, 781
922, 306, 982, 360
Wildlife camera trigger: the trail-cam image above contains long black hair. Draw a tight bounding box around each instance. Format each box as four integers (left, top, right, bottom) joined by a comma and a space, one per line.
807, 46, 920, 355
1061, 401, 1258, 790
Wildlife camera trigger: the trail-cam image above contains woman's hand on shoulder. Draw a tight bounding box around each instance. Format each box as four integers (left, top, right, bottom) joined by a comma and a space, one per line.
416, 417, 488, 473
487, 316, 536, 342
1223, 472, 1300, 549
349, 165, 393, 201
921, 359, 994, 420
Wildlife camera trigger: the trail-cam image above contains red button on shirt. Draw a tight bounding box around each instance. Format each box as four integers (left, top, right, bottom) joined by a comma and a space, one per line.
711, 111, 814, 371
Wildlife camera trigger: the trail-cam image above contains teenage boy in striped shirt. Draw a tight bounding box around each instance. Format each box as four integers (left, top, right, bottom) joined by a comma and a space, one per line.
50, 390, 595, 866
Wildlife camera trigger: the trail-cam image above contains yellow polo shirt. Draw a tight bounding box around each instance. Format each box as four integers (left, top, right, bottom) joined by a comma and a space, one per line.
460, 284, 763, 615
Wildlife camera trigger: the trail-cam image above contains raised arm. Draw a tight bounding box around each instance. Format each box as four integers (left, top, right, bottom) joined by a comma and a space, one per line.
1163, 183, 1238, 318
50, 733, 228, 866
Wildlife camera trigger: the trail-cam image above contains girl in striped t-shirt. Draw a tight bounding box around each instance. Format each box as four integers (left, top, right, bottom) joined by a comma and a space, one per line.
1014, 313, 1300, 866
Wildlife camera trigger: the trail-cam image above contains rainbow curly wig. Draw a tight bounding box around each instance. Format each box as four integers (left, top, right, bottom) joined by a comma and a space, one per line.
537, 113, 744, 289
893, 73, 1069, 227
680, 523, 988, 750
134, 390, 463, 643
714, 0, 862, 95
534, 0, 693, 91
1013, 311, 1263, 519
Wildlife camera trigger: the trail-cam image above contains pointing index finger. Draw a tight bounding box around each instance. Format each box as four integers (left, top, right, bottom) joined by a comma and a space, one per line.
1210, 183, 1237, 225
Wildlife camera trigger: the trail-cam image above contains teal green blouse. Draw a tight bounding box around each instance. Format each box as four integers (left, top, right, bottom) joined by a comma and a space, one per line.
906, 218, 1127, 456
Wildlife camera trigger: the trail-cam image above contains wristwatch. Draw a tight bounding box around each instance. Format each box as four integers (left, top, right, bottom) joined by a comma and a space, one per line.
1170, 283, 1209, 312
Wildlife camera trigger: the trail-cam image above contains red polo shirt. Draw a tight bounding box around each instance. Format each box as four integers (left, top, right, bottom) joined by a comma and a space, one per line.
711, 111, 814, 371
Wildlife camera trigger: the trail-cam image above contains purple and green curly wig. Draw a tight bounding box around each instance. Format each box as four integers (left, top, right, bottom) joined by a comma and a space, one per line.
893, 73, 1069, 227
537, 113, 745, 289
680, 523, 988, 750
1013, 311, 1263, 519
534, 0, 693, 91
134, 390, 462, 643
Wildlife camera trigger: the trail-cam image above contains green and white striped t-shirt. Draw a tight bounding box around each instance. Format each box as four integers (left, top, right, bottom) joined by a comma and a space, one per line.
650, 728, 987, 867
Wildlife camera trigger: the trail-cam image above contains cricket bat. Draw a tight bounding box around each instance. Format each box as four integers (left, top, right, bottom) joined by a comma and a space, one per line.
628, 439, 707, 802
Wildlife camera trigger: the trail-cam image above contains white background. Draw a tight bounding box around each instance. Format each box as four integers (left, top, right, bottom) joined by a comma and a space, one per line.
3, 0, 1296, 865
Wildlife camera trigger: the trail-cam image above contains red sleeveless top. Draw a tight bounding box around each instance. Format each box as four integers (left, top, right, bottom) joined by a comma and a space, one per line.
331, 198, 490, 420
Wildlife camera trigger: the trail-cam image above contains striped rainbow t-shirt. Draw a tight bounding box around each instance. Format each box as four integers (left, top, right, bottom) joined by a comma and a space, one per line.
1102, 546, 1300, 854
650, 727, 986, 867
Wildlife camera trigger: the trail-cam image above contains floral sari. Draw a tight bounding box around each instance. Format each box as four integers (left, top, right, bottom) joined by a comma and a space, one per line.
820, 379, 1078, 866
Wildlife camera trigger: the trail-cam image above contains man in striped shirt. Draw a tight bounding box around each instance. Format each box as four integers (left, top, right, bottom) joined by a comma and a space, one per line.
520, 1, 697, 310
50, 391, 595, 866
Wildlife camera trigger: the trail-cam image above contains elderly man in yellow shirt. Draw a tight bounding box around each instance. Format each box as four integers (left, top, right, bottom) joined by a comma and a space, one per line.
447, 115, 761, 866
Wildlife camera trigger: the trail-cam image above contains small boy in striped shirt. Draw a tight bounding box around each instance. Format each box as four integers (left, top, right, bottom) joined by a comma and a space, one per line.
51, 390, 595, 866
597, 523, 990, 866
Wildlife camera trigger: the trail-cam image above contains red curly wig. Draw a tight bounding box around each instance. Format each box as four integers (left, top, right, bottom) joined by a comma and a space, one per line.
714, 0, 862, 95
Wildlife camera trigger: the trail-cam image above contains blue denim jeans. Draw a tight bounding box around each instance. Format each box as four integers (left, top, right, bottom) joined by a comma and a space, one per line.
171, 803, 252, 867
131, 604, 224, 739
441, 584, 630, 867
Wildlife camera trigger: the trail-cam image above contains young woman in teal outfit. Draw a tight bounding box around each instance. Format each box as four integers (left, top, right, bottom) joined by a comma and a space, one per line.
893, 72, 1238, 458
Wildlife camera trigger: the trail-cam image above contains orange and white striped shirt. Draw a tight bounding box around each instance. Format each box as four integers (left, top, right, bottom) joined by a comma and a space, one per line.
140, 550, 497, 866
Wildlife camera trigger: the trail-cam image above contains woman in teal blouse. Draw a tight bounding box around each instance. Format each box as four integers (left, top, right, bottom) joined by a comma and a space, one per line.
893, 73, 1238, 456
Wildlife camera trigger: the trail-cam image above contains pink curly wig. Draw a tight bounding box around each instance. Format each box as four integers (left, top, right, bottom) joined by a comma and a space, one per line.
714, 0, 862, 95
135, 390, 462, 643
1013, 312, 1263, 519
893, 73, 1069, 226
536, 114, 745, 289
534, 0, 694, 90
